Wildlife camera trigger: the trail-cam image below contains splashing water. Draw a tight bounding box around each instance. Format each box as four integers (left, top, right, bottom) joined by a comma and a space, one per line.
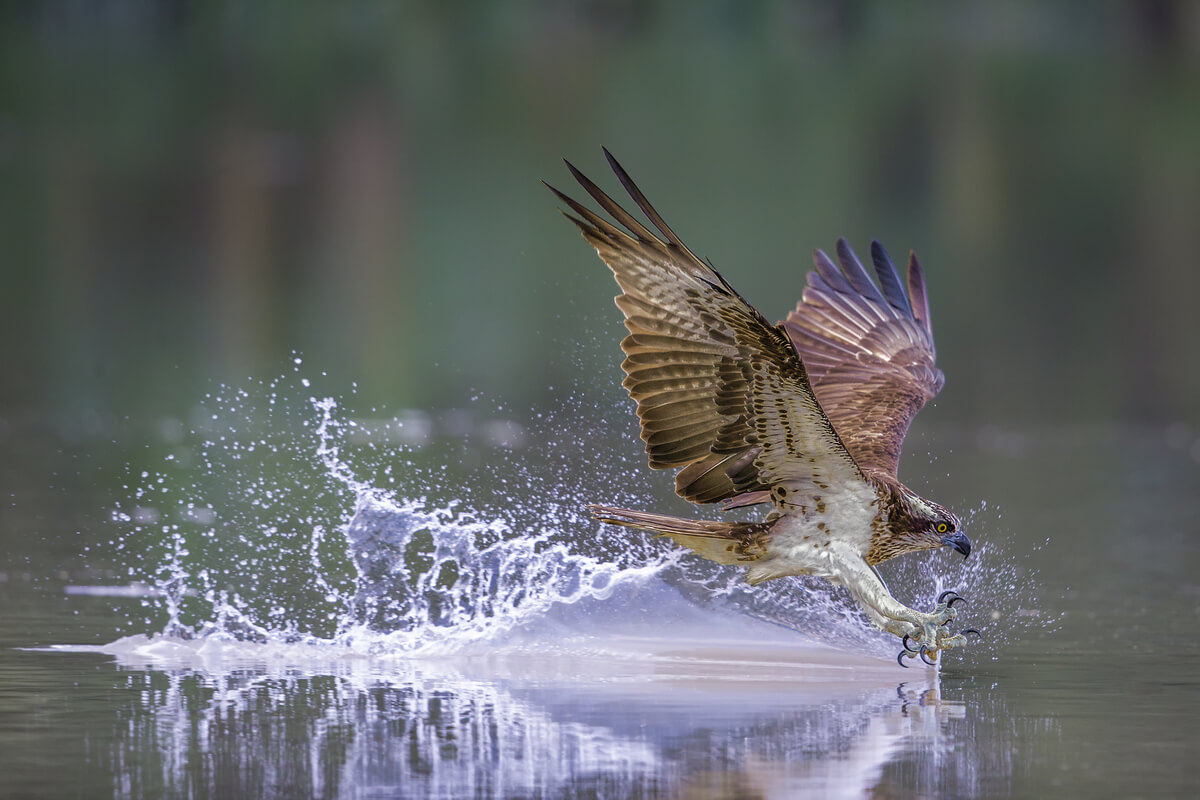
107, 363, 1051, 660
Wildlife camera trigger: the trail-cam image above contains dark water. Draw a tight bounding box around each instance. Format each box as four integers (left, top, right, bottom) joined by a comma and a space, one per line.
2, 384, 1198, 799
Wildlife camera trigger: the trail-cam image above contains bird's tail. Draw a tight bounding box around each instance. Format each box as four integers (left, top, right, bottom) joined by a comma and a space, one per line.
587, 503, 770, 565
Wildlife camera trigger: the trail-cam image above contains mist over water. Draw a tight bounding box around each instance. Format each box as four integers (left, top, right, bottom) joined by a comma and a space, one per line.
98, 361, 1048, 664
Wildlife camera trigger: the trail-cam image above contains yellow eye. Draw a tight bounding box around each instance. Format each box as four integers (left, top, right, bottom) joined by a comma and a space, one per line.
936, 522, 948, 533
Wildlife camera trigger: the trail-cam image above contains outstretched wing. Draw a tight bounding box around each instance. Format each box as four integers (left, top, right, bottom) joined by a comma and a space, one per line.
547, 150, 865, 506
782, 239, 944, 480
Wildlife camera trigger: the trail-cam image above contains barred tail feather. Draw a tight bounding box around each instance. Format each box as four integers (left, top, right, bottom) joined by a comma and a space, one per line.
587, 503, 769, 565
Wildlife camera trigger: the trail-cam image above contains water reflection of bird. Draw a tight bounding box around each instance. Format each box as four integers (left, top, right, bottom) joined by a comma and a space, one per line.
547, 150, 980, 666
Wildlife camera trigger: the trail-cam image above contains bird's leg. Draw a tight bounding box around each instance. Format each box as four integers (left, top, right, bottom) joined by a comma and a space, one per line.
826, 544, 972, 658
859, 605, 967, 666
858, 599, 920, 640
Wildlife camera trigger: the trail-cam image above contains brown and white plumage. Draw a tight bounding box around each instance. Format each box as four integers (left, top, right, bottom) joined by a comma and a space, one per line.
546, 156, 861, 508
783, 239, 944, 479
548, 150, 978, 664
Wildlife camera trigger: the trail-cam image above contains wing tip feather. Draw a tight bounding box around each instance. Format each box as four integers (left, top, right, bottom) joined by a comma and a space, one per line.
869, 239, 914, 316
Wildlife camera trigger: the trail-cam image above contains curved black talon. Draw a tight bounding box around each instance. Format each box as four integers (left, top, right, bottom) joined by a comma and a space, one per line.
963, 628, 982, 640
937, 590, 960, 604
947, 595, 967, 608
897, 650, 911, 668
902, 634, 922, 653
919, 646, 938, 666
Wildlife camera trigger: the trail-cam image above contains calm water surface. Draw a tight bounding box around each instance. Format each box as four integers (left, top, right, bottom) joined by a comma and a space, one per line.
2, 400, 1198, 799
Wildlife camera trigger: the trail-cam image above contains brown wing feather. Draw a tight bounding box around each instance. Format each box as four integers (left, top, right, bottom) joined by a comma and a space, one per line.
547, 151, 865, 507
782, 239, 944, 479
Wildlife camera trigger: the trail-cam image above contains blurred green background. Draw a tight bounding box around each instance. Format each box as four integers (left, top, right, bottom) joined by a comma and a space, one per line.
2, 0, 1199, 429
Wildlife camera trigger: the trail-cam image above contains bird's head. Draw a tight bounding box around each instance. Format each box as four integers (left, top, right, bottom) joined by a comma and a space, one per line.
895, 489, 970, 559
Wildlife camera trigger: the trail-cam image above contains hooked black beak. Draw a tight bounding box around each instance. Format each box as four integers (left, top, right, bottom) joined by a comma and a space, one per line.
941, 530, 971, 559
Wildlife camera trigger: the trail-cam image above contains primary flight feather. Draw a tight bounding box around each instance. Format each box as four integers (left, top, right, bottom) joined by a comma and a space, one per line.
547, 150, 979, 666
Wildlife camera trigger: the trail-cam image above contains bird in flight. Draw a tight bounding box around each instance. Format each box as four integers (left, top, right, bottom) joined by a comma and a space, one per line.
546, 149, 980, 666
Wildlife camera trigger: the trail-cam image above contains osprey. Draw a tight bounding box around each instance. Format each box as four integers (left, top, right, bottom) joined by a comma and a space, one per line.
547, 150, 980, 666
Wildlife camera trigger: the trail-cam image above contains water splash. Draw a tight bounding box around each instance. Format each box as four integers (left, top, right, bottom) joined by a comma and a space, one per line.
109, 365, 685, 653
108, 363, 1050, 660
